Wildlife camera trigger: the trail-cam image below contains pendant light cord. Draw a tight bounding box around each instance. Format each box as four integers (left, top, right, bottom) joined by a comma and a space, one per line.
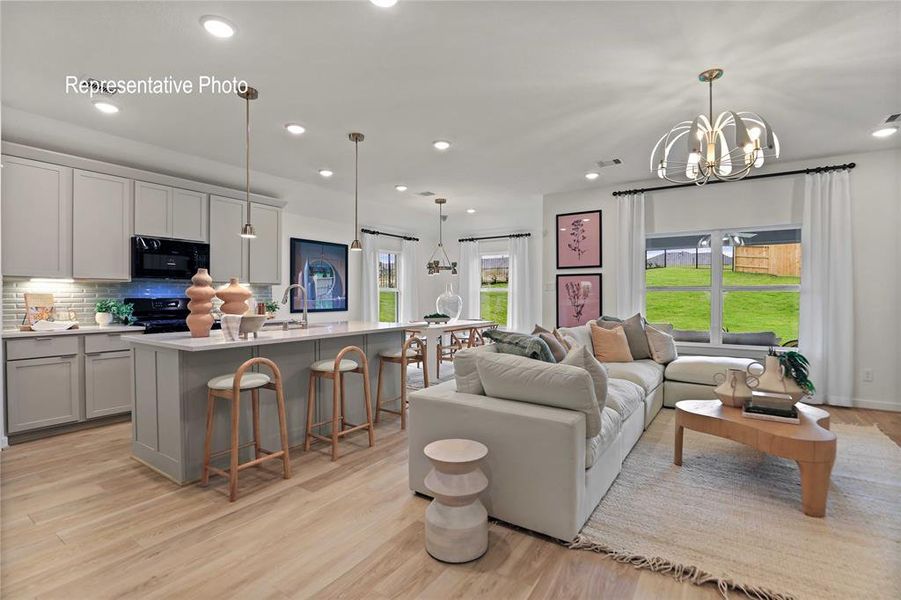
245, 94, 251, 222
354, 138, 359, 237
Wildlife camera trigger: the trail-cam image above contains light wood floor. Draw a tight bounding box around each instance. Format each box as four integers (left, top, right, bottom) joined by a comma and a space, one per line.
1, 407, 899, 599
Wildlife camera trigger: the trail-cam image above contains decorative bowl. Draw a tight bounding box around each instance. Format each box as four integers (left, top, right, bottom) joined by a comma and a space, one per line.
239, 315, 267, 338
424, 316, 450, 324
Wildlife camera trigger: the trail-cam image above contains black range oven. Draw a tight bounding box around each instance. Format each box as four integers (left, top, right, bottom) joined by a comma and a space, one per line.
132, 237, 209, 280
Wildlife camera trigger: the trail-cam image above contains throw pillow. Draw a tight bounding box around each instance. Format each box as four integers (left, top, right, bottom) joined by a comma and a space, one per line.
557, 324, 593, 353
589, 322, 634, 363
560, 345, 608, 412
597, 313, 651, 360
483, 329, 556, 363
645, 325, 678, 364
532, 324, 571, 357
453, 344, 499, 395
649, 322, 674, 336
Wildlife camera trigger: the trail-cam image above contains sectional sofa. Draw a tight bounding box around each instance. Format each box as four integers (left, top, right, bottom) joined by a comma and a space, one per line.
408, 335, 755, 541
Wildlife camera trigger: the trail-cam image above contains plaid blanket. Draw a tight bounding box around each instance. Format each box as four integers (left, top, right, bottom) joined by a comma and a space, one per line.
483, 330, 556, 363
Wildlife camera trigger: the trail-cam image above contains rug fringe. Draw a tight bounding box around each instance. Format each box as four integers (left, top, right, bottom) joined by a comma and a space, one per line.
567, 535, 796, 600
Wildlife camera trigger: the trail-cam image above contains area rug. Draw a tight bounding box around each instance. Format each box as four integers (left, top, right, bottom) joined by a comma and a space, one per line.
406, 363, 454, 390
572, 409, 901, 600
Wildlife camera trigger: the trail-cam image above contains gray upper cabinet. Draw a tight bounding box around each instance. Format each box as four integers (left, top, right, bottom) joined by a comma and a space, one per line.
209, 195, 248, 282
1, 155, 73, 278
248, 203, 282, 284
172, 188, 208, 242
134, 181, 208, 242
73, 169, 133, 280
6, 355, 82, 433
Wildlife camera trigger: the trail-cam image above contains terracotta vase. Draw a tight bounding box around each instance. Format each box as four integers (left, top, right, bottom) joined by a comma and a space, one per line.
185, 268, 216, 338
216, 277, 251, 316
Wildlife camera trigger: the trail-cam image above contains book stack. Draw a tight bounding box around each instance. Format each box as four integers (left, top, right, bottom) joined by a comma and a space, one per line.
742, 391, 799, 424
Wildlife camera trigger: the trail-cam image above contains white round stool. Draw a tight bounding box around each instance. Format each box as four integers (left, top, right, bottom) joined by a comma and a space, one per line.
423, 438, 489, 563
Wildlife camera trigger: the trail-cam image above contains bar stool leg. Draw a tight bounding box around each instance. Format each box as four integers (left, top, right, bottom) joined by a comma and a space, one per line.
375, 358, 385, 423
339, 373, 348, 429
305, 373, 316, 452
201, 389, 215, 486
400, 356, 408, 430
331, 375, 341, 461
361, 361, 375, 448
251, 388, 262, 460
275, 381, 291, 479
422, 348, 430, 388
229, 392, 241, 502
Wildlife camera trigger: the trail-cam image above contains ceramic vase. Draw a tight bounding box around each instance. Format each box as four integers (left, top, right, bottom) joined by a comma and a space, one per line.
95, 312, 113, 327
436, 283, 464, 321
755, 355, 805, 401
216, 278, 251, 316
185, 268, 216, 338
713, 368, 756, 408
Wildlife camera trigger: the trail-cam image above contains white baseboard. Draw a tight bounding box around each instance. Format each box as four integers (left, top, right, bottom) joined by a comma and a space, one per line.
1, 435, 8, 450
851, 398, 901, 413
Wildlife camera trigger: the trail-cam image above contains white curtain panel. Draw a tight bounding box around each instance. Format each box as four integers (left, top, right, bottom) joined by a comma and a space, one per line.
799, 170, 854, 406
360, 232, 380, 323
616, 192, 646, 317
458, 240, 481, 319
398, 238, 420, 323
506, 236, 531, 332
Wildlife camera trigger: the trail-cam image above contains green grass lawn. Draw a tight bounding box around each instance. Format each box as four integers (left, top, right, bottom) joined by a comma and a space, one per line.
480, 290, 508, 325
379, 290, 397, 322
645, 267, 799, 343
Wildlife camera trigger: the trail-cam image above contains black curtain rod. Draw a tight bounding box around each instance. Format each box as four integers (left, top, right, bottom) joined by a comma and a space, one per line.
458, 232, 532, 243
611, 162, 857, 197
360, 227, 419, 242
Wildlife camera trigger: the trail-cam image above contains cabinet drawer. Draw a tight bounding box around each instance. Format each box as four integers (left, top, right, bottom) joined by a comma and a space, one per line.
85, 332, 138, 354
6, 336, 80, 360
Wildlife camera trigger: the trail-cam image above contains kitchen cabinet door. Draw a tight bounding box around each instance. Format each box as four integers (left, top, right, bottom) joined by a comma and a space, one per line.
73, 170, 133, 280
134, 180, 172, 237
6, 355, 81, 433
209, 195, 247, 282
85, 350, 132, 418
248, 203, 281, 284
172, 188, 208, 242
1, 155, 73, 277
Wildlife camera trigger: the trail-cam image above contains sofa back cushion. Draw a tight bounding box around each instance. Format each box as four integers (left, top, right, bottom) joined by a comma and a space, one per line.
560, 345, 608, 412
483, 330, 556, 363
475, 352, 602, 438
589, 322, 634, 363
453, 344, 498, 394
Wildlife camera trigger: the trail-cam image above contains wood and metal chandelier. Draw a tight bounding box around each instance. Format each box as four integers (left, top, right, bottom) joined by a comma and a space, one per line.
426, 198, 457, 276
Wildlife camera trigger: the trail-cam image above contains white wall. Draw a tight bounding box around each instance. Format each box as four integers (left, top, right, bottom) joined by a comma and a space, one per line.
543, 148, 901, 411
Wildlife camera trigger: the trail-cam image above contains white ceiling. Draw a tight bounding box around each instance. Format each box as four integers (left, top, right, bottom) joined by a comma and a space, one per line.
2, 1, 899, 221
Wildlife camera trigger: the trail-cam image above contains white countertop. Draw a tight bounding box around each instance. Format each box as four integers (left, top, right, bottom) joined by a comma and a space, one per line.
3, 325, 145, 339
122, 321, 410, 352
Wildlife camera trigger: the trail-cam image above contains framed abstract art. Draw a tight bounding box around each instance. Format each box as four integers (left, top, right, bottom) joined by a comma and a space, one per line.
556, 210, 602, 269
556, 274, 602, 328
289, 238, 349, 313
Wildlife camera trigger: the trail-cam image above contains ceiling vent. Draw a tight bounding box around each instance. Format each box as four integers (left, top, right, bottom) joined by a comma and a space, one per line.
417, 191, 436, 197
596, 158, 623, 169
82, 78, 119, 96
883, 113, 901, 125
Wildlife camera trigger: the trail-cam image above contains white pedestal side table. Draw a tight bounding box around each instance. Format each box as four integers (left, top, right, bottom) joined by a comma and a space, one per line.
423, 438, 489, 563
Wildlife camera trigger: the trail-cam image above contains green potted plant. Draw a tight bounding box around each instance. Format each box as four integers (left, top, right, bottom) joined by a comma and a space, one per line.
110, 300, 136, 325
758, 348, 815, 400
264, 300, 280, 319
95, 299, 116, 327
96, 299, 136, 327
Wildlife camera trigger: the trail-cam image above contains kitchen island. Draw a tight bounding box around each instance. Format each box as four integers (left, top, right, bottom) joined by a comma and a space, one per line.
123, 321, 407, 484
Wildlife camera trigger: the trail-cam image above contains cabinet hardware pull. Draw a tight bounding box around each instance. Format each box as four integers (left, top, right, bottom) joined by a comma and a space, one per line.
34, 337, 55, 341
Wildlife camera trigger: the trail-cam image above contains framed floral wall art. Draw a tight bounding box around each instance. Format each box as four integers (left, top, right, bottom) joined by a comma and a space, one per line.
556, 274, 602, 328
556, 210, 602, 269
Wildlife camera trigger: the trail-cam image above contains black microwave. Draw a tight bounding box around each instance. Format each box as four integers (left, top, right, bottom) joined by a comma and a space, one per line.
132, 237, 210, 280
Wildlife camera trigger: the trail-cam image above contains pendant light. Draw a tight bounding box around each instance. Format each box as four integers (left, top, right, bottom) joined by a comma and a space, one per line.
238, 86, 258, 238
349, 132, 364, 251
426, 198, 458, 275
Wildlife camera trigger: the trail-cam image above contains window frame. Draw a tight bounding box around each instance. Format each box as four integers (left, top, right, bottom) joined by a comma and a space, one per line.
478, 251, 510, 324
377, 249, 400, 323
646, 224, 801, 347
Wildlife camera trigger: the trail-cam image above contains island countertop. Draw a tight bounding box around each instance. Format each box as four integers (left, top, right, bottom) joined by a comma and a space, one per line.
121, 320, 411, 352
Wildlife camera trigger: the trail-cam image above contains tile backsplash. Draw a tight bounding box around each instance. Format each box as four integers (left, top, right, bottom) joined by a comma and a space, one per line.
2, 279, 272, 330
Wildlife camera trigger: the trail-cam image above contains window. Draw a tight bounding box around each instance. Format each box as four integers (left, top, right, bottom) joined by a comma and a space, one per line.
645, 227, 801, 346
479, 253, 509, 325
378, 251, 399, 322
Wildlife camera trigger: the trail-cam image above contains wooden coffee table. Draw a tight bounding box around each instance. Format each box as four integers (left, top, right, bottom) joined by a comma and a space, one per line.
674, 400, 836, 517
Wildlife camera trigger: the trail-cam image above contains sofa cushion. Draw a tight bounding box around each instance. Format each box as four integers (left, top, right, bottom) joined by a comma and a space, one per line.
664, 355, 758, 386
475, 352, 602, 438
453, 344, 498, 394
646, 325, 678, 364
589, 322, 633, 363
484, 330, 556, 363
586, 407, 622, 469
560, 344, 608, 412
604, 359, 664, 394
605, 378, 645, 420
557, 323, 592, 352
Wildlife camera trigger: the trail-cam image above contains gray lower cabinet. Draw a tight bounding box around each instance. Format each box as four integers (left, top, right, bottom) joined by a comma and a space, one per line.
84, 350, 133, 418
6, 355, 82, 433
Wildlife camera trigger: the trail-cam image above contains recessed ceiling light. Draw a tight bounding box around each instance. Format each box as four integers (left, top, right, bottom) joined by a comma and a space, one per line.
585, 172, 600, 180
395, 184, 408, 192
93, 101, 119, 114
200, 16, 236, 39
466, 208, 476, 214
432, 140, 451, 151
285, 123, 305, 135
369, 0, 398, 7
872, 126, 898, 138
319, 169, 333, 178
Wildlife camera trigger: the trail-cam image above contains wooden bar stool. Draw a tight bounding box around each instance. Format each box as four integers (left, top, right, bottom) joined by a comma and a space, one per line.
201, 357, 290, 502
304, 346, 374, 461
376, 336, 428, 430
